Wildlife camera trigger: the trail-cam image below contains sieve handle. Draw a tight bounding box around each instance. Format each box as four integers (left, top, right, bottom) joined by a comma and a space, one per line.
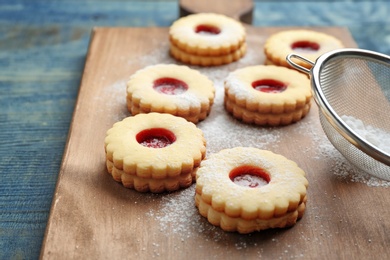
286, 53, 314, 75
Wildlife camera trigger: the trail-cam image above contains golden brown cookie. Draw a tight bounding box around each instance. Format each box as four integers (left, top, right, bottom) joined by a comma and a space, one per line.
264, 29, 344, 69
195, 147, 308, 233
126, 64, 215, 123
169, 13, 246, 66
224, 65, 312, 126
169, 13, 246, 56
104, 113, 206, 193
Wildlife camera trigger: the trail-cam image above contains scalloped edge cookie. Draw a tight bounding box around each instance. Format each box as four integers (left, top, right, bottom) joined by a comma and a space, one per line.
169, 13, 246, 56
264, 29, 344, 69
195, 147, 308, 233
126, 64, 215, 123
104, 113, 206, 182
224, 65, 311, 114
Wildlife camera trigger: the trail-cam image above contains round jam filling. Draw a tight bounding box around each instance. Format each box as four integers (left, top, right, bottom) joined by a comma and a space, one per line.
229, 166, 270, 188
153, 78, 188, 95
291, 41, 320, 53
136, 128, 176, 148
195, 24, 221, 35
252, 79, 287, 93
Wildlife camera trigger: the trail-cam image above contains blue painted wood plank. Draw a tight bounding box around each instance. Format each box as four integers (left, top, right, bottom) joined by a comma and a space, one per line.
0, 1, 178, 258
252, 0, 390, 54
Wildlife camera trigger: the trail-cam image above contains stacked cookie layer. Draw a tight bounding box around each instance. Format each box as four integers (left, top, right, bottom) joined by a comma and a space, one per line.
195, 147, 309, 234
264, 29, 344, 69
224, 65, 312, 126
169, 13, 246, 66
126, 64, 215, 124
104, 113, 206, 193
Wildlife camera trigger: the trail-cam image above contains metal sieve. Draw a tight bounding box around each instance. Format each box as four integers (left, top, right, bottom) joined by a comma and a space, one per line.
286, 48, 390, 181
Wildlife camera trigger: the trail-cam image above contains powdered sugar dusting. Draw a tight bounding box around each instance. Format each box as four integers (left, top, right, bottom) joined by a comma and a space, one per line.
147, 186, 210, 236
197, 78, 282, 154
97, 79, 128, 123
146, 186, 266, 256
341, 115, 390, 154
233, 174, 268, 188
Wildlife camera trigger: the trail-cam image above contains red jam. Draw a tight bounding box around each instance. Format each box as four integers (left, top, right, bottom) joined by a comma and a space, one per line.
291, 41, 320, 53
229, 166, 270, 188
136, 128, 176, 148
252, 79, 287, 93
153, 78, 188, 95
195, 24, 221, 35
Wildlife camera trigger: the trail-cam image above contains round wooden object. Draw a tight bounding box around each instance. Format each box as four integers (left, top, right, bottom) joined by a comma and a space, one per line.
179, 0, 254, 24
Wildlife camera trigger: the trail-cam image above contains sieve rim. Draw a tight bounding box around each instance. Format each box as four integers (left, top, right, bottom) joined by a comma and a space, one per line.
311, 48, 390, 166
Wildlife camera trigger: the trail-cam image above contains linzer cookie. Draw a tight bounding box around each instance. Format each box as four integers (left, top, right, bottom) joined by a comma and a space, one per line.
127, 64, 215, 123
264, 29, 344, 69
224, 65, 312, 126
104, 113, 206, 193
169, 13, 246, 66
195, 147, 308, 234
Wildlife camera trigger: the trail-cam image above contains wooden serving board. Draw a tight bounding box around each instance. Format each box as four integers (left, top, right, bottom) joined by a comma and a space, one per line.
40, 26, 390, 259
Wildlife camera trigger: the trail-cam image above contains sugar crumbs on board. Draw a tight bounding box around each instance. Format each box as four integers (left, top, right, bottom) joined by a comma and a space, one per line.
146, 185, 266, 257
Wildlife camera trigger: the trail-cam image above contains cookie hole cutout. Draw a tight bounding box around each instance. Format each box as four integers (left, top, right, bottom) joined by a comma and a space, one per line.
291, 41, 320, 53
195, 24, 221, 35
136, 128, 176, 148
153, 77, 188, 95
229, 165, 270, 188
252, 79, 287, 93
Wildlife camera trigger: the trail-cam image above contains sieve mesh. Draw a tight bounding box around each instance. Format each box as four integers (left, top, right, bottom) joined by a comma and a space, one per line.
314, 51, 390, 180
319, 113, 390, 180
318, 55, 390, 129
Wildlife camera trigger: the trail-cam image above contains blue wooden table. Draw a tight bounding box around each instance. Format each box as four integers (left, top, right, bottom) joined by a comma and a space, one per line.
1, 0, 389, 259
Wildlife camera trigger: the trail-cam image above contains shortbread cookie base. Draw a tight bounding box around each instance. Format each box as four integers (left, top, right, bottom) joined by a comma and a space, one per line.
104, 113, 206, 180
196, 195, 306, 234
195, 147, 308, 227
225, 98, 311, 126
169, 13, 246, 56
126, 64, 215, 123
170, 43, 247, 66
264, 29, 344, 69
107, 160, 196, 193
